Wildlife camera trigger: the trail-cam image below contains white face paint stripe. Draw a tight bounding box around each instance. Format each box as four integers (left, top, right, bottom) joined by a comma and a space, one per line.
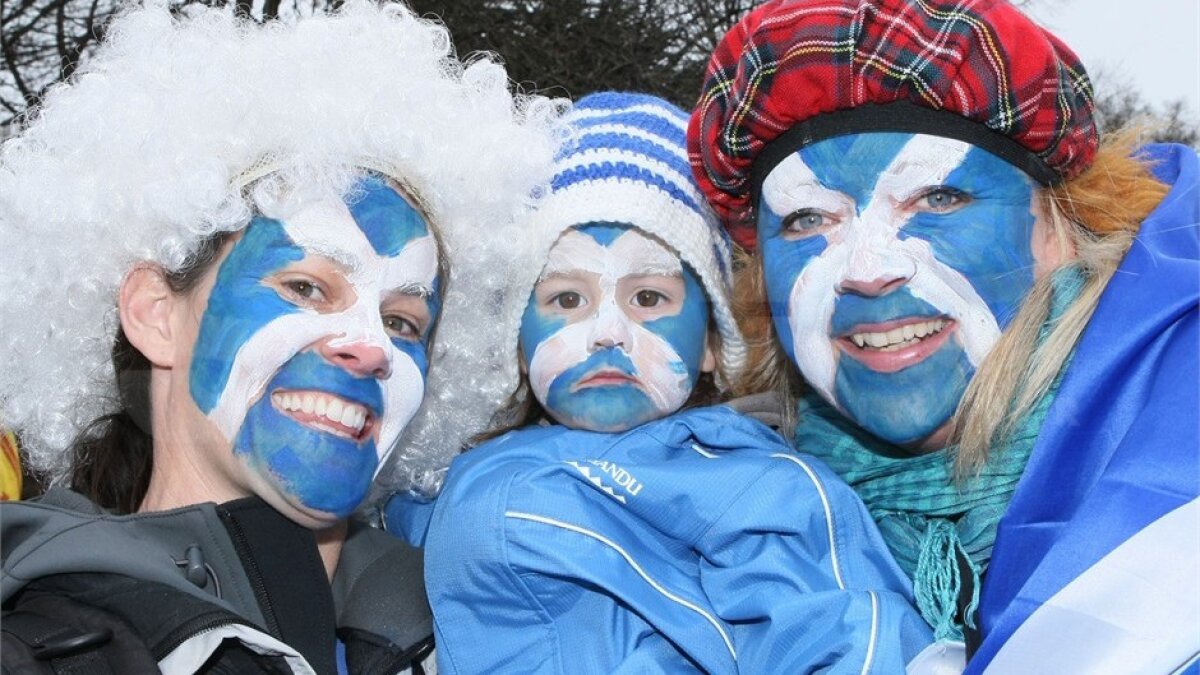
281, 199, 379, 280
527, 319, 688, 411
282, 208, 438, 301
378, 234, 439, 297
208, 193, 437, 472
761, 153, 846, 218
374, 353, 424, 469
760, 136, 1004, 405
528, 229, 691, 416
541, 228, 682, 282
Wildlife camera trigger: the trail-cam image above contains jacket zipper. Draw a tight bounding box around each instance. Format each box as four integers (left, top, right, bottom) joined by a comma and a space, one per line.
154, 612, 254, 660
217, 507, 283, 639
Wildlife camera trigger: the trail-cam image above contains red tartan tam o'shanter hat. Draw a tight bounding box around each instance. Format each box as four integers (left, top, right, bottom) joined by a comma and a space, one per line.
687, 0, 1099, 251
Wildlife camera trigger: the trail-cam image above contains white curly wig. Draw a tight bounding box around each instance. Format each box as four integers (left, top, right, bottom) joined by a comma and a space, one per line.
0, 1, 564, 494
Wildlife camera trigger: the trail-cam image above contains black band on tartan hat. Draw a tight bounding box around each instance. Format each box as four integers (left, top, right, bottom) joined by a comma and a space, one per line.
749, 101, 1061, 207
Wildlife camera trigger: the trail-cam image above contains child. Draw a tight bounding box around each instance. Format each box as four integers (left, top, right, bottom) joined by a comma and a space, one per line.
386, 93, 940, 674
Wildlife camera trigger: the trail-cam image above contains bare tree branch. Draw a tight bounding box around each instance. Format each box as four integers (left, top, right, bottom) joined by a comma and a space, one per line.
4, 0, 1191, 146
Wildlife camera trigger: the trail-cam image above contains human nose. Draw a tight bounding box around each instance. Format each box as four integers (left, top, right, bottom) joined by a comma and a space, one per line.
318, 338, 392, 379
837, 274, 910, 297
835, 217, 916, 297
587, 299, 632, 352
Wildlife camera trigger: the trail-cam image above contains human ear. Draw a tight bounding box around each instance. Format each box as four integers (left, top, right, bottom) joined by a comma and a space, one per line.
1031, 190, 1077, 278
517, 344, 529, 376
119, 264, 179, 368
701, 332, 717, 375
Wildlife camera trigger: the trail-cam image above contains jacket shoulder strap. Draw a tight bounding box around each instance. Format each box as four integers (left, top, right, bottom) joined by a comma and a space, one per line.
2, 591, 159, 675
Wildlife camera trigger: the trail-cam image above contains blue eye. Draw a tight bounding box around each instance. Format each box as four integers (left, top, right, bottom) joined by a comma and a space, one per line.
920, 188, 969, 212
782, 209, 831, 236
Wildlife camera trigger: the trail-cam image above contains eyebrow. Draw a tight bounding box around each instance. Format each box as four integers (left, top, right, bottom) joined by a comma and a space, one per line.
537, 264, 682, 283
385, 281, 436, 298
536, 270, 584, 283
624, 263, 682, 278
300, 243, 364, 276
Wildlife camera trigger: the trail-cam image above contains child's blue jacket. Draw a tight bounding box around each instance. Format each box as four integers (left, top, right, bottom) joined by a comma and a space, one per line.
387, 406, 934, 673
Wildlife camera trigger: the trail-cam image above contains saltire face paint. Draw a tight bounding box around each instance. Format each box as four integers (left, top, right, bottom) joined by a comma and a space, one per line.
189, 174, 440, 517
520, 224, 710, 432
757, 133, 1042, 447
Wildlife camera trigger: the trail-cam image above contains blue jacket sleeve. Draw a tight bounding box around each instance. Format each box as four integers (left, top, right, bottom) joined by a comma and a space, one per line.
693, 444, 934, 672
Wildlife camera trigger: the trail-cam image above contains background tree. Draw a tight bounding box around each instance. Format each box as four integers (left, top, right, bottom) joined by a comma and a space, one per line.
1089, 68, 1198, 146
403, 0, 756, 106
0, 0, 116, 124
2, 0, 1196, 140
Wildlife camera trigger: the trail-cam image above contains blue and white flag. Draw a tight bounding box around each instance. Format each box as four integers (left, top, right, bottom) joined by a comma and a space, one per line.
970, 144, 1200, 674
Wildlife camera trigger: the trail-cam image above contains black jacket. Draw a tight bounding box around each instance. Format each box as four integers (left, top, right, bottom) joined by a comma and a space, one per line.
1, 488, 433, 674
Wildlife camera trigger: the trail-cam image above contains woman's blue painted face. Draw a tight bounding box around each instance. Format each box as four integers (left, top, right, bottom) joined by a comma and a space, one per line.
756, 133, 1051, 448
519, 224, 712, 432
188, 175, 441, 519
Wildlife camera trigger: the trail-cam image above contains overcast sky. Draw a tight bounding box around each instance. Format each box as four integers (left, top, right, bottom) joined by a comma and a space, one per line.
1024, 0, 1200, 113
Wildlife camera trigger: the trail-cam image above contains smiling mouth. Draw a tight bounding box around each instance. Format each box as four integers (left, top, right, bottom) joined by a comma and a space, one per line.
270, 390, 375, 442
836, 317, 955, 373
845, 318, 950, 351
573, 368, 639, 391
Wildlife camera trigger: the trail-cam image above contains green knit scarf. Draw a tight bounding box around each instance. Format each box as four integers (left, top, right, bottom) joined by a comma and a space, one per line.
794, 267, 1083, 641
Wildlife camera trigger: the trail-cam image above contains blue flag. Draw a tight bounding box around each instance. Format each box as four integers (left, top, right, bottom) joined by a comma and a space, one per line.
970, 144, 1200, 672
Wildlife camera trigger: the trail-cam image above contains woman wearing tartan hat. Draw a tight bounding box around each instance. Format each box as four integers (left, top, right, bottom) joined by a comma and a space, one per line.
0, 3, 559, 672
689, 0, 1198, 671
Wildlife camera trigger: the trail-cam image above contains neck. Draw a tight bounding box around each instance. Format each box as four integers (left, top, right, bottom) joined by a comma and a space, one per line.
316, 520, 347, 581
139, 429, 248, 513
140, 378, 251, 512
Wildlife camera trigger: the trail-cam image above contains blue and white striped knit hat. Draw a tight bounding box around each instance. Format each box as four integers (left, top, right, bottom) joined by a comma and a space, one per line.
508, 92, 747, 391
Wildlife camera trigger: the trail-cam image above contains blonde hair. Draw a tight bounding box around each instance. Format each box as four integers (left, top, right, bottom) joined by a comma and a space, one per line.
733, 129, 1170, 474
952, 130, 1168, 475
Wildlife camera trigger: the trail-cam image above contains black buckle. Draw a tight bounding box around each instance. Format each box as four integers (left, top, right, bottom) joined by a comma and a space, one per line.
32, 627, 113, 660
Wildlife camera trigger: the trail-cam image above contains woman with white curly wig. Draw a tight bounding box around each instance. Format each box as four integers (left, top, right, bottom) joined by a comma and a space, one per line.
0, 3, 559, 673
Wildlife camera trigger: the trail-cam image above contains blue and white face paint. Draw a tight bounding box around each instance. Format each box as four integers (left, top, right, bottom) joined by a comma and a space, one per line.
757, 133, 1047, 448
520, 224, 711, 432
189, 175, 440, 518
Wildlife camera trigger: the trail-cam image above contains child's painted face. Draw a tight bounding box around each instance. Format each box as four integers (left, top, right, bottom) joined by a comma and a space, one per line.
188, 175, 440, 519
757, 133, 1051, 449
520, 224, 712, 432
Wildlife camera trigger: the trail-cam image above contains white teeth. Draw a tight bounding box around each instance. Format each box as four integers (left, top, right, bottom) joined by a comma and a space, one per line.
273, 391, 370, 437
848, 319, 948, 350
325, 398, 344, 424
